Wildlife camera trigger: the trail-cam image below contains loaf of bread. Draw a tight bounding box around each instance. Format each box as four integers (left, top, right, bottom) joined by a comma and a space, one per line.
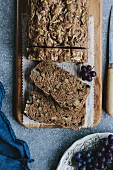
30, 61, 90, 110
28, 0, 88, 48
27, 47, 88, 63
24, 90, 86, 130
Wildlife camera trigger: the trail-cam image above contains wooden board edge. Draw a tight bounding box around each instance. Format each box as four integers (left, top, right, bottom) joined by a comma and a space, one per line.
93, 0, 102, 126
16, 0, 23, 126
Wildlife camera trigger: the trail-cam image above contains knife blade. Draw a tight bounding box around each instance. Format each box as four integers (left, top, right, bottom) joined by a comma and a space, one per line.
109, 6, 113, 65
106, 6, 113, 116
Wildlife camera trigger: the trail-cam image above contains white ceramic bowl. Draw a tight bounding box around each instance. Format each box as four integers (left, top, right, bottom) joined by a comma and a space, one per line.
56, 133, 113, 170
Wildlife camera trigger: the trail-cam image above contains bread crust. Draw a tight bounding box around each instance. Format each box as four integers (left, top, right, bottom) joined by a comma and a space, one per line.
28, 0, 89, 48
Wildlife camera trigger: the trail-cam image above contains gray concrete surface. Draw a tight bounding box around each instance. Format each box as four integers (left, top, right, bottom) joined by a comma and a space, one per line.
0, 0, 113, 170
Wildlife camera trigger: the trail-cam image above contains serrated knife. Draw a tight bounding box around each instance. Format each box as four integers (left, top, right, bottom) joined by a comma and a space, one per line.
106, 6, 113, 116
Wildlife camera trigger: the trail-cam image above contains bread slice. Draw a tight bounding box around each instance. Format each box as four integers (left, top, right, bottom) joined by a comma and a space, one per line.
24, 90, 86, 130
27, 47, 88, 63
28, 0, 89, 48
30, 61, 90, 110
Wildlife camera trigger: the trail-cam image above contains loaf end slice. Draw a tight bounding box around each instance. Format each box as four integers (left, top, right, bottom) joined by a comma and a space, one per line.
24, 90, 86, 130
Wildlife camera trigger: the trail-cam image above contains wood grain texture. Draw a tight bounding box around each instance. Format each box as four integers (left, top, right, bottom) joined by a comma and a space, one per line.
88, 0, 102, 126
16, 0, 102, 129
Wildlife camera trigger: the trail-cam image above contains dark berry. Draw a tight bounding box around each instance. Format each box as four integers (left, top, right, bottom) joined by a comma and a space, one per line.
108, 144, 113, 151
87, 158, 92, 163
93, 160, 99, 168
100, 147, 106, 152
82, 161, 86, 165
102, 138, 109, 146
108, 134, 113, 141
87, 164, 93, 168
90, 71, 96, 77
79, 165, 87, 170
75, 152, 82, 160
87, 75, 92, 82
76, 162, 82, 167
106, 152, 112, 157
86, 65, 92, 72
107, 148, 112, 153
105, 153, 112, 163
85, 152, 91, 158
97, 151, 103, 157
100, 156, 106, 163
81, 66, 87, 72
109, 140, 113, 144
82, 71, 88, 78
98, 162, 105, 169
88, 150, 93, 155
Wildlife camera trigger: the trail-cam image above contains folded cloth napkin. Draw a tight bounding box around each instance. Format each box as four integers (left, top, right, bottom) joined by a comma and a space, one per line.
0, 82, 34, 170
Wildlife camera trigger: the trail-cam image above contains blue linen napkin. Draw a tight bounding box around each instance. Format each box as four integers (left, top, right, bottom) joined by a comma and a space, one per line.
0, 82, 34, 170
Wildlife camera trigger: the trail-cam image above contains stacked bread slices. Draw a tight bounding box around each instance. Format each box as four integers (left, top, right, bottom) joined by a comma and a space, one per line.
24, 61, 90, 130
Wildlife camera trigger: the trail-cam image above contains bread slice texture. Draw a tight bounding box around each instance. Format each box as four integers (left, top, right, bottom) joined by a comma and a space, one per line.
24, 90, 86, 130
27, 47, 88, 63
30, 61, 90, 110
28, 0, 89, 48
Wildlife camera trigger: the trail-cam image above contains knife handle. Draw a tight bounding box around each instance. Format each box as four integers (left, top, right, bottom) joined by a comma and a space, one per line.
106, 66, 113, 116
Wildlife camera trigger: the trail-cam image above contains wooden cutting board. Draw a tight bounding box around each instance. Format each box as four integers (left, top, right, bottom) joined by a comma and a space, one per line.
16, 0, 102, 128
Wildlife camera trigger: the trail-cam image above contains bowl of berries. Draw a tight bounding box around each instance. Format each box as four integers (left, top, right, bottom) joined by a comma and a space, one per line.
56, 133, 113, 170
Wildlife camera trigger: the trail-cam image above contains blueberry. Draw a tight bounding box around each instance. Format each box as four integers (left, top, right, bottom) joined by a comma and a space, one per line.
100, 156, 106, 163
108, 144, 113, 151
102, 138, 109, 146
86, 65, 92, 72
76, 162, 82, 167
75, 152, 81, 160
88, 164, 93, 168
97, 151, 103, 157
79, 165, 86, 170
108, 134, 113, 141
87, 158, 92, 163
88, 150, 93, 155
82, 161, 86, 165
93, 160, 99, 168
81, 66, 87, 72
87, 75, 92, 82
100, 147, 106, 152
90, 71, 96, 77
105, 153, 112, 163
98, 162, 105, 169
85, 152, 91, 158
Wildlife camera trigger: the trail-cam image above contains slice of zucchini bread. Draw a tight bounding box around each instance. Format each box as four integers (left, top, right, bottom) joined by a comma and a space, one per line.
30, 61, 90, 110
24, 90, 86, 130
27, 47, 88, 63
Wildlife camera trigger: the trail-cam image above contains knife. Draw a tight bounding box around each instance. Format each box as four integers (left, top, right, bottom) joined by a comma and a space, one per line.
106, 6, 113, 116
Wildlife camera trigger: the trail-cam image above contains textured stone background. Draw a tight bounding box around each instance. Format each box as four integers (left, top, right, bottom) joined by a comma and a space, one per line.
0, 0, 113, 170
